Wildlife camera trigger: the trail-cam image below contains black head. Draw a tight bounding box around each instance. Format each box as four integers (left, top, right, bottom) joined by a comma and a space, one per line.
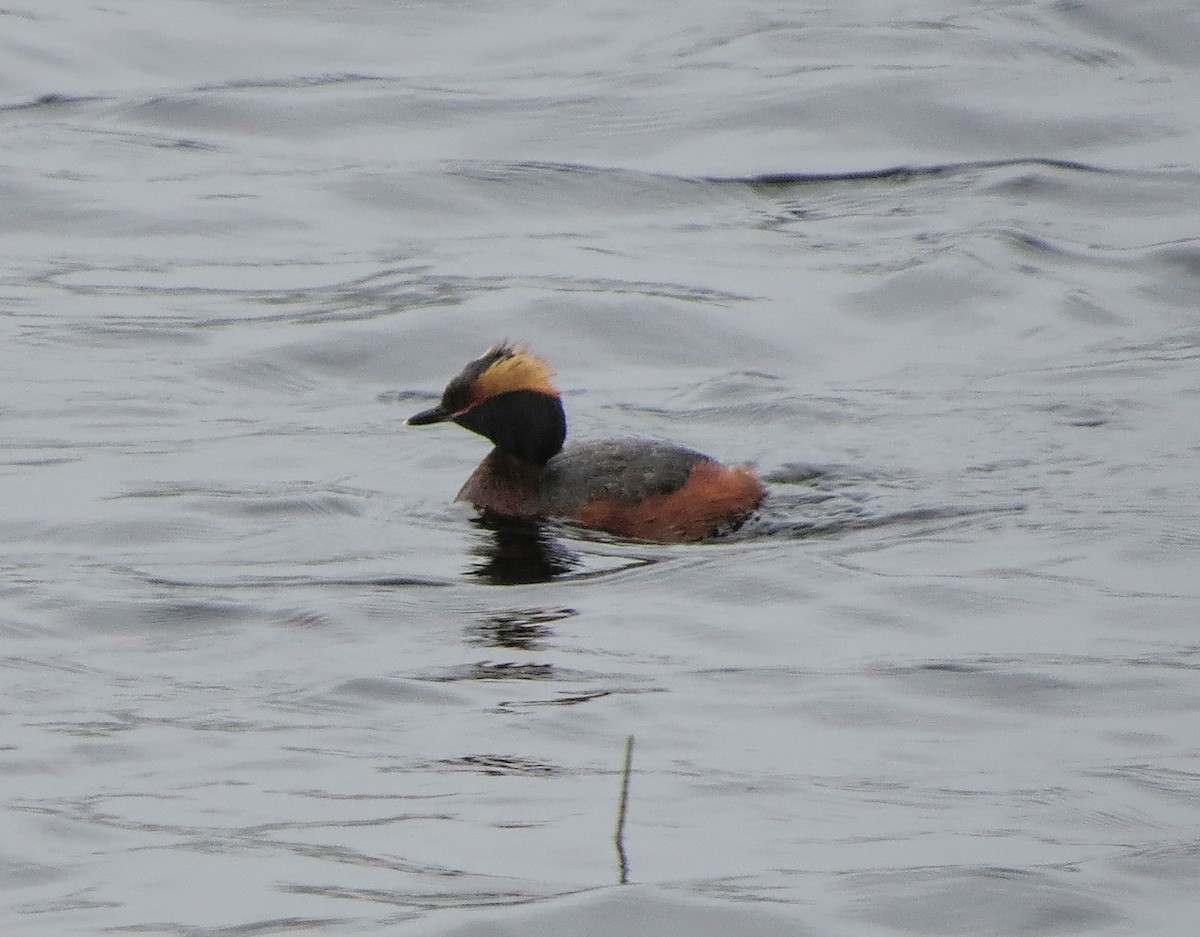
407, 343, 567, 465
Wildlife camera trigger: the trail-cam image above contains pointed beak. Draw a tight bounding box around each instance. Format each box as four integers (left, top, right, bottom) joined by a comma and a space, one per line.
406, 404, 452, 426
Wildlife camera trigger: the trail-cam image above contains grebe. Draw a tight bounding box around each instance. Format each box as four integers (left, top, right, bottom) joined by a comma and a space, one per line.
407, 343, 765, 542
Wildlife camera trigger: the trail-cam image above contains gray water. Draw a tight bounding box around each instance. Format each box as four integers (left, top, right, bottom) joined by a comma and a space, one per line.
4, 1, 1200, 934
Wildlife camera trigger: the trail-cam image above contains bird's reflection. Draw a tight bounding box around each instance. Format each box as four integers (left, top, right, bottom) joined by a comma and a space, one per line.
465, 605, 577, 651
465, 516, 580, 585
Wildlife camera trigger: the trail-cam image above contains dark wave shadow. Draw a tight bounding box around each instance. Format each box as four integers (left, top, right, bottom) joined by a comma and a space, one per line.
0, 92, 110, 114
709, 156, 1118, 188
450, 156, 1148, 196
127, 568, 451, 590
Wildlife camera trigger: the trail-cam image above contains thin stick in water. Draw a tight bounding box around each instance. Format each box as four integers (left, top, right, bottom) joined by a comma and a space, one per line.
615, 734, 634, 884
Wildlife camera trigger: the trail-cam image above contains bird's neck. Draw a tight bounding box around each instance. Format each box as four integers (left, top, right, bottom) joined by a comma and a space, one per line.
457, 389, 566, 466
456, 448, 545, 517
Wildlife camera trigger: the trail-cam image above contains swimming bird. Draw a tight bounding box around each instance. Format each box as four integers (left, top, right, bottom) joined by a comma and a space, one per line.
406, 343, 766, 542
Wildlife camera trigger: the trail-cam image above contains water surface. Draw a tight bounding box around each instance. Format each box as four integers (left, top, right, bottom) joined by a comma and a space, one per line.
3, 1, 1200, 935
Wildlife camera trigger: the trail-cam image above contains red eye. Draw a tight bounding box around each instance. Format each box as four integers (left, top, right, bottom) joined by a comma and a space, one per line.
463, 390, 487, 412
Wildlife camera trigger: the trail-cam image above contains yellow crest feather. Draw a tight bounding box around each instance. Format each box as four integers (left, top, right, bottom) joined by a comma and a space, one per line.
473, 344, 558, 400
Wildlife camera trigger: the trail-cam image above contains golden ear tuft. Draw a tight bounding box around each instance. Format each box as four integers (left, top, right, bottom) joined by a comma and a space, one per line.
473, 344, 558, 400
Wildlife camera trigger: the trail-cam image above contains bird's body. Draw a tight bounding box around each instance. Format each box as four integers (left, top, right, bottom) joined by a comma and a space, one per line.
407, 344, 765, 542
